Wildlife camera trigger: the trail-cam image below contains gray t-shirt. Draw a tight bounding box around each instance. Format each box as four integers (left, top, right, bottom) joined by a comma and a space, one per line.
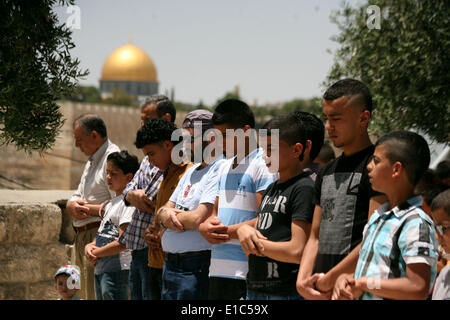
95, 195, 133, 275
432, 264, 450, 300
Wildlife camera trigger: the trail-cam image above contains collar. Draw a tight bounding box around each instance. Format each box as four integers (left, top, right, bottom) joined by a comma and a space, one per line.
376, 195, 423, 218
88, 139, 109, 165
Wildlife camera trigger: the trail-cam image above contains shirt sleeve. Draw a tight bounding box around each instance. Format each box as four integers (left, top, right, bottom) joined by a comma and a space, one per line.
69, 162, 89, 202
199, 163, 222, 205
398, 216, 438, 266
313, 166, 325, 206
254, 160, 276, 193
169, 167, 189, 204
290, 181, 315, 223
119, 204, 135, 226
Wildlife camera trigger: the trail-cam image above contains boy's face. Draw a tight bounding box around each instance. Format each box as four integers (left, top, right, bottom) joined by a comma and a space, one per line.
263, 136, 300, 174
142, 141, 173, 171
54, 274, 78, 300
323, 96, 364, 149
367, 144, 394, 193
432, 208, 450, 253
106, 161, 132, 195
213, 123, 252, 159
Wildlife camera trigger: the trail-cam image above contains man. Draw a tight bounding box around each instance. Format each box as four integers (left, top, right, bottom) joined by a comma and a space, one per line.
118, 95, 176, 300
67, 113, 120, 300
156, 110, 225, 299
296, 79, 386, 299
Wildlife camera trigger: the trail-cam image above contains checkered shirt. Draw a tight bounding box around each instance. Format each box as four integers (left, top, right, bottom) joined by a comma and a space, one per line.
118, 156, 163, 250
354, 195, 438, 300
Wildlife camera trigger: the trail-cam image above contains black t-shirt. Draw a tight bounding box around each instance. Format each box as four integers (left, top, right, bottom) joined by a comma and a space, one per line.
313, 144, 380, 274
247, 172, 315, 295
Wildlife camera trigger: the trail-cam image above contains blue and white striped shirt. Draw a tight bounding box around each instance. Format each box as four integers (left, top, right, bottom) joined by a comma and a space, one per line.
209, 148, 276, 280
354, 195, 438, 300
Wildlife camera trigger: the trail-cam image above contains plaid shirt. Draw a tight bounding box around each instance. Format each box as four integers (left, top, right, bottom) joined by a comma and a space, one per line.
118, 156, 164, 250
354, 195, 438, 300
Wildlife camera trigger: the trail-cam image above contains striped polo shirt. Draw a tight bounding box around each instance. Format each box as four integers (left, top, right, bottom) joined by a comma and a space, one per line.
209, 148, 276, 280
354, 195, 439, 300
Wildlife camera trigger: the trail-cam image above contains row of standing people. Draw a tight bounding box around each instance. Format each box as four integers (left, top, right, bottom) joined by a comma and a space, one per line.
60, 79, 449, 300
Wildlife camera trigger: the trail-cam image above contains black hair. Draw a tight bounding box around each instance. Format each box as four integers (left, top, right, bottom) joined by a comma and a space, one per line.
375, 130, 430, 186
212, 99, 255, 128
435, 160, 450, 181
107, 150, 140, 176
135, 118, 177, 149
140, 94, 176, 123
73, 113, 107, 138
431, 189, 450, 215
323, 78, 373, 113
317, 143, 336, 163
416, 182, 448, 207
262, 112, 324, 162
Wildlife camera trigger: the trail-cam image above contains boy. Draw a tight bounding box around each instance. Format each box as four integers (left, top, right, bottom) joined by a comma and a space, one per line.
332, 131, 438, 300
199, 99, 276, 300
156, 110, 226, 299
297, 79, 385, 299
135, 118, 193, 299
54, 265, 82, 300
431, 189, 450, 300
237, 112, 324, 300
84, 150, 140, 300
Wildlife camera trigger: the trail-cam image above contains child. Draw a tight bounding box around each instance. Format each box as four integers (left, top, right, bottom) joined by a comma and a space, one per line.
332, 131, 439, 300
237, 112, 324, 300
199, 98, 276, 300
54, 265, 82, 300
431, 189, 450, 300
84, 150, 140, 300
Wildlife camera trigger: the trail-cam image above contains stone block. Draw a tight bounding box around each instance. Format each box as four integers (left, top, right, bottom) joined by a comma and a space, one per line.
0, 243, 67, 283
0, 204, 61, 244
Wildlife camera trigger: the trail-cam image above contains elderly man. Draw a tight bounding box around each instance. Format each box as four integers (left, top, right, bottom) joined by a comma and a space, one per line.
66, 113, 120, 300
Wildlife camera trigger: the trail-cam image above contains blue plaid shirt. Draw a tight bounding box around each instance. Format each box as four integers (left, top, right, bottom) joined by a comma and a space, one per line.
354, 195, 438, 300
118, 156, 163, 250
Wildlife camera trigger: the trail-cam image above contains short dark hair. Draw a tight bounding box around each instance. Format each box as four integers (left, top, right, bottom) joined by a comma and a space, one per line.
375, 131, 430, 186
73, 113, 107, 138
140, 94, 176, 123
431, 189, 450, 215
435, 160, 450, 181
135, 118, 177, 149
107, 150, 140, 176
323, 78, 373, 113
262, 112, 324, 161
212, 99, 255, 128
317, 143, 336, 163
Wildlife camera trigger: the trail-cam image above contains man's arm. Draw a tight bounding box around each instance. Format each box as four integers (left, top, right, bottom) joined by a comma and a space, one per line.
296, 204, 331, 300
199, 196, 229, 244
125, 189, 156, 213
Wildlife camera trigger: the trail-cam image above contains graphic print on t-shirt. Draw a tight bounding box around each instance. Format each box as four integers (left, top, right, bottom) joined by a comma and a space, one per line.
318, 172, 362, 255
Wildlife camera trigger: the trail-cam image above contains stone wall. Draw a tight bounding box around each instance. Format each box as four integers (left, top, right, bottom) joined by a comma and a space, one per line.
0, 190, 75, 300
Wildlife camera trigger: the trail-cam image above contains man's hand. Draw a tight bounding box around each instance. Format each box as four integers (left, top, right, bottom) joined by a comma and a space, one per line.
315, 272, 335, 293
237, 224, 267, 257
126, 190, 155, 212
67, 200, 90, 220
158, 207, 184, 232
199, 217, 229, 244
297, 273, 332, 300
84, 242, 98, 267
331, 273, 355, 300
144, 223, 162, 249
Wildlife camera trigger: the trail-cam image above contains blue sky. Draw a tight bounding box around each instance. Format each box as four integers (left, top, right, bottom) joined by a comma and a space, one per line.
54, 1, 345, 106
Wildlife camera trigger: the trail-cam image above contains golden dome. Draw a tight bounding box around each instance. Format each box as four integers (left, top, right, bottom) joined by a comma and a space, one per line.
100, 44, 157, 82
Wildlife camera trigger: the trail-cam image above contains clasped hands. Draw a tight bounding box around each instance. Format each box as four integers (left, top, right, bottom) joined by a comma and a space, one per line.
84, 242, 99, 267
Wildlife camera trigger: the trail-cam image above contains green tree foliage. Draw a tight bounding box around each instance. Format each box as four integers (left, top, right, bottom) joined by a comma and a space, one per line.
63, 85, 101, 103
326, 0, 450, 143
0, 0, 88, 153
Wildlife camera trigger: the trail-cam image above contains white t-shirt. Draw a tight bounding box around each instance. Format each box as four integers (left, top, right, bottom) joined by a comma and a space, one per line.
162, 158, 225, 253
94, 194, 134, 275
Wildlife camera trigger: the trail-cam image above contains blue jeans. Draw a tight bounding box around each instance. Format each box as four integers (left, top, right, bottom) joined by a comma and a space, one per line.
246, 289, 305, 300
161, 250, 211, 300
94, 270, 129, 300
129, 247, 151, 300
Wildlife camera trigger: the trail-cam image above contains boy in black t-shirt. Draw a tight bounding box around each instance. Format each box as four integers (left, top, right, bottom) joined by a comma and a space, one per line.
237, 112, 324, 300
297, 79, 386, 300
